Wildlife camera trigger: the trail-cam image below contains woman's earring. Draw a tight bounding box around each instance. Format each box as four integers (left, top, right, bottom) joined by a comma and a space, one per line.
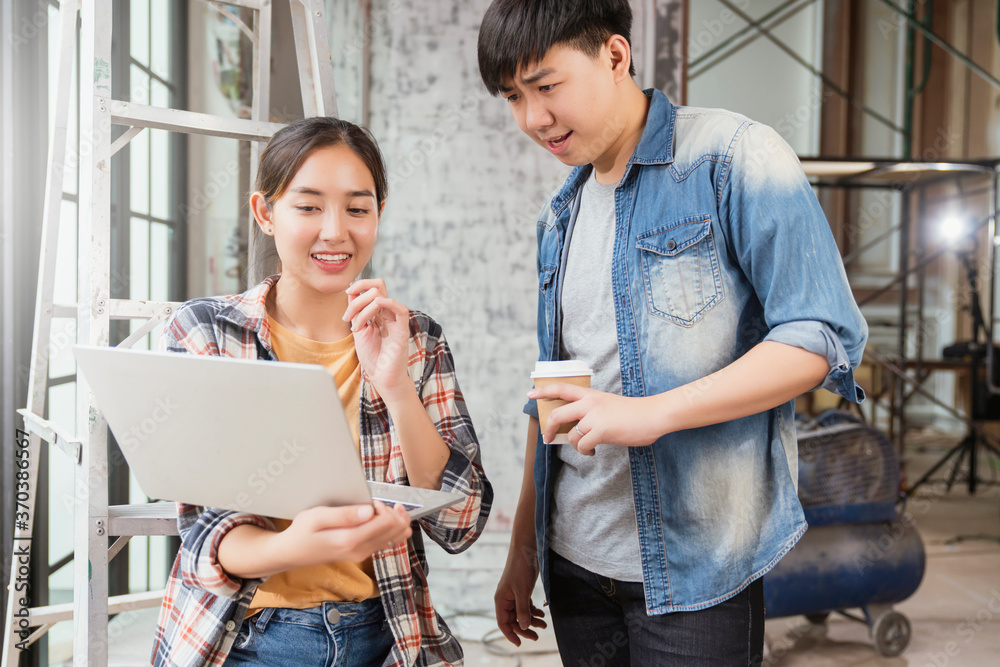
267, 227, 273, 234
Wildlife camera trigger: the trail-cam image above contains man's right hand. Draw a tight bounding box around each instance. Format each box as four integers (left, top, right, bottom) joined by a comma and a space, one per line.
494, 547, 547, 646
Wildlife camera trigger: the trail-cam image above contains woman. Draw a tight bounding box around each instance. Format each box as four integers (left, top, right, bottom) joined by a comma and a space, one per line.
151, 117, 492, 667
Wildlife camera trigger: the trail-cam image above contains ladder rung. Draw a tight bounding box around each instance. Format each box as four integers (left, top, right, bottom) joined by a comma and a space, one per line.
108, 298, 181, 320
21, 590, 164, 626
110, 101, 284, 141
205, 0, 264, 10
16, 410, 81, 464
108, 503, 179, 536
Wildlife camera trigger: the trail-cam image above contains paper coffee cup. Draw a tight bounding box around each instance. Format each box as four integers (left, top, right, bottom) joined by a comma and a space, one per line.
531, 360, 593, 444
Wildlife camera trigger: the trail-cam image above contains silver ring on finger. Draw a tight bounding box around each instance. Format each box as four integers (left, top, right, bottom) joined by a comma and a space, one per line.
575, 424, 584, 436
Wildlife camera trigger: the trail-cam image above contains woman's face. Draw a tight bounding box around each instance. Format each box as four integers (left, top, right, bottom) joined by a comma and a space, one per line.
254, 143, 382, 295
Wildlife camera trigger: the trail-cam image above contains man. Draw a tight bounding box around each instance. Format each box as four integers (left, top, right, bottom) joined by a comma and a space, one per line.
478, 1, 868, 664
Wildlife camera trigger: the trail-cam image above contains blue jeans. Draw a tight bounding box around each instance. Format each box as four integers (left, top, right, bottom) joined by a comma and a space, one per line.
548, 551, 764, 666
224, 598, 394, 667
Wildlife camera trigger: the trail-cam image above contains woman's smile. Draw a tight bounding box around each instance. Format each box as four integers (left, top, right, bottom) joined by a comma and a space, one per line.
311, 251, 353, 273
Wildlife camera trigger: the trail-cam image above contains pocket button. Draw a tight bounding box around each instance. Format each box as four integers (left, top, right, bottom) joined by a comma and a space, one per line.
225, 620, 236, 631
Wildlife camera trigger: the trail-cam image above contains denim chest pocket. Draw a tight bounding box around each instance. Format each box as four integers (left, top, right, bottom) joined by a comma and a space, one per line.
636, 214, 724, 326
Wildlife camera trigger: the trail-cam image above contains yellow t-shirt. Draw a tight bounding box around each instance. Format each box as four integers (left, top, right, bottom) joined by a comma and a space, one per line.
248, 314, 378, 612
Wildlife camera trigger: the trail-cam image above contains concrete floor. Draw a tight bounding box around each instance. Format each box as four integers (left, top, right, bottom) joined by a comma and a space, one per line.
438, 452, 1000, 667
49, 428, 1000, 666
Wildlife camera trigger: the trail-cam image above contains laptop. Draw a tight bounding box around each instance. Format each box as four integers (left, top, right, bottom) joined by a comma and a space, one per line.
73, 345, 464, 520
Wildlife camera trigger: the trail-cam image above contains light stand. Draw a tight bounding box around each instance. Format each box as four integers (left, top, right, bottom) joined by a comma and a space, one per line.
906, 251, 1000, 496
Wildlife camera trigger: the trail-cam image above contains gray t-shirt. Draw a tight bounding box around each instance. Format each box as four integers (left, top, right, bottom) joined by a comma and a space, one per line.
549, 172, 642, 582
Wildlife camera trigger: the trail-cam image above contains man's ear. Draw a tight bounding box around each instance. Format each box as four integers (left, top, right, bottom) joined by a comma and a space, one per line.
250, 192, 273, 235
606, 34, 633, 82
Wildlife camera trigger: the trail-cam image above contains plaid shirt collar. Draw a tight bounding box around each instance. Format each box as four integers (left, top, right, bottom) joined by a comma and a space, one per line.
215, 274, 277, 352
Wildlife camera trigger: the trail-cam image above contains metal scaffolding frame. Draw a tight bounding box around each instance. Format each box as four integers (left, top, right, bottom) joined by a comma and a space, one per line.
692, 2, 1000, 487
2, 0, 338, 664
693, 0, 1000, 157
801, 158, 1000, 492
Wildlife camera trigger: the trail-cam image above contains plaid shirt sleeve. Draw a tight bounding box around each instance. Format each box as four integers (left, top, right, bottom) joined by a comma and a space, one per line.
174, 504, 273, 598
408, 313, 493, 554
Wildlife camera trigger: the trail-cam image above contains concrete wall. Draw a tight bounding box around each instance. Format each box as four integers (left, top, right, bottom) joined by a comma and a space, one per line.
323, 0, 684, 526
327, 0, 566, 529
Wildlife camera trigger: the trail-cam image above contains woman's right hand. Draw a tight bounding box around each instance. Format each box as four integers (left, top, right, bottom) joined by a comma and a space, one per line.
274, 500, 412, 568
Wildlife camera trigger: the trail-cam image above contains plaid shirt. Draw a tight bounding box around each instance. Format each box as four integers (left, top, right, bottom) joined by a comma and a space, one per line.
151, 276, 492, 666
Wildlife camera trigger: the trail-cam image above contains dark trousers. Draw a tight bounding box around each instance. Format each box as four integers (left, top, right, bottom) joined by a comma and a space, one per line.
548, 551, 765, 667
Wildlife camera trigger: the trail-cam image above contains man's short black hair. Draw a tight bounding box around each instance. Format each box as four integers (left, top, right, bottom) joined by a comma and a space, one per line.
478, 0, 636, 96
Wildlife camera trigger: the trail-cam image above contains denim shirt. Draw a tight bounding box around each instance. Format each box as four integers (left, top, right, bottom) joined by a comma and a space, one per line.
526, 89, 868, 613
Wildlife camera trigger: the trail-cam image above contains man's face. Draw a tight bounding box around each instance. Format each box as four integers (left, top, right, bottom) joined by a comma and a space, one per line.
501, 42, 629, 168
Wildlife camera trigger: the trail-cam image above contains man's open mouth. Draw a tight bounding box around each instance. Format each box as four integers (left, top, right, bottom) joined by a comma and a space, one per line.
547, 132, 572, 147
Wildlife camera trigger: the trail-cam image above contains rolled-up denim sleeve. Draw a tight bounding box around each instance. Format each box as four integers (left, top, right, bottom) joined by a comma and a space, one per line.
720, 122, 869, 403
764, 320, 865, 402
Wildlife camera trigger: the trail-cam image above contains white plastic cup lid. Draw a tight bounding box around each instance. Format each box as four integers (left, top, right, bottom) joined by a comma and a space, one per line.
530, 360, 593, 379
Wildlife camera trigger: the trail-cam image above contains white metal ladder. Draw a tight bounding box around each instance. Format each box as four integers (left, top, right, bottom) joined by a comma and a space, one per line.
3, 1, 338, 664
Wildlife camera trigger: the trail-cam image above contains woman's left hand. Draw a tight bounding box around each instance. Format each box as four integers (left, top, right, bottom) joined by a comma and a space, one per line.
344, 278, 413, 402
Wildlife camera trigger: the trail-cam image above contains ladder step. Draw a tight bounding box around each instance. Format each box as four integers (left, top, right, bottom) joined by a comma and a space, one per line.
21, 590, 164, 626
108, 298, 181, 320
108, 503, 179, 537
110, 101, 284, 141
16, 410, 81, 464
208, 0, 264, 10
